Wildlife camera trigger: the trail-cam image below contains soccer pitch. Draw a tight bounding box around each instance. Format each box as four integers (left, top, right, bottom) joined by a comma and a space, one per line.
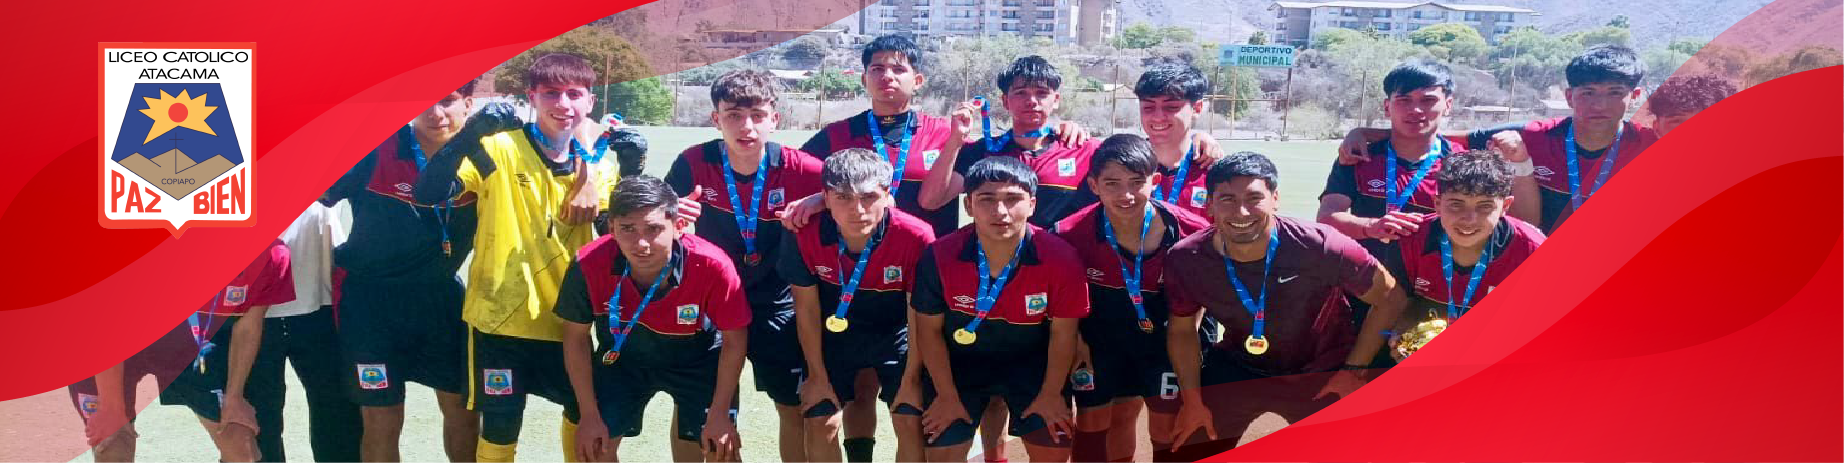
79, 128, 1336, 462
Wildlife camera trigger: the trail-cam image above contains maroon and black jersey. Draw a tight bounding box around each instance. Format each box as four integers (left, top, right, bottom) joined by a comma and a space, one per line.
554, 234, 750, 366
1053, 202, 1211, 332
776, 209, 936, 354
913, 226, 1089, 359
803, 110, 960, 236
1507, 117, 1657, 235
1387, 215, 1545, 324
1152, 150, 1214, 218
664, 140, 824, 313
324, 126, 480, 280
953, 134, 1102, 228
1320, 136, 1472, 218
1166, 217, 1378, 375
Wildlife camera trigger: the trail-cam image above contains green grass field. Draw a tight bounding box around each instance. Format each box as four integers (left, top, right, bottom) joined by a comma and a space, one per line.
79, 128, 1337, 463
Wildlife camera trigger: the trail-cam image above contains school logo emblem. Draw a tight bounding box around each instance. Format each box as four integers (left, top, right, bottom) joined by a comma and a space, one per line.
1025, 293, 1048, 316
101, 43, 255, 235
766, 188, 786, 208
676, 304, 701, 325
1189, 186, 1208, 208
882, 265, 902, 284
357, 364, 389, 390
77, 393, 101, 418
483, 369, 514, 395
922, 149, 941, 168
222, 286, 247, 306
1057, 158, 1078, 177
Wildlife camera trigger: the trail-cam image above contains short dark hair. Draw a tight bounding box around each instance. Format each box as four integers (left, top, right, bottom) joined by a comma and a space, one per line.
1088, 134, 1158, 179
1647, 74, 1738, 117
861, 35, 924, 73
963, 156, 1038, 196
996, 55, 1062, 93
1436, 150, 1514, 198
525, 53, 597, 90
455, 78, 479, 98
1383, 59, 1455, 97
1566, 45, 1645, 88
1206, 151, 1279, 194
608, 175, 679, 220
822, 148, 895, 193
710, 69, 779, 109
1134, 63, 1208, 102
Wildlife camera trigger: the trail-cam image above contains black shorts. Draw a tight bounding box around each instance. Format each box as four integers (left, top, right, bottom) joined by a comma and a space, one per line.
592, 329, 738, 442
813, 326, 908, 410
157, 316, 247, 422
338, 274, 470, 406
923, 354, 1069, 448
1074, 319, 1183, 413
746, 304, 805, 407
467, 329, 578, 419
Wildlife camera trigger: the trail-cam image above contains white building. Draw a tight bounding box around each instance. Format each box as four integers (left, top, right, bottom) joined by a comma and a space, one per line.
1268, 1, 1539, 48
857, 0, 1118, 46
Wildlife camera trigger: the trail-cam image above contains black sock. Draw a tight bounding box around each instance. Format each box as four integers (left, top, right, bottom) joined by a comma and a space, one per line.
1072, 430, 1109, 463
843, 437, 875, 462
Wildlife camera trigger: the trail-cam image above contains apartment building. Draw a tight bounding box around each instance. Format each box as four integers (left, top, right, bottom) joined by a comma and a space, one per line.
857, 0, 1118, 46
1269, 1, 1539, 47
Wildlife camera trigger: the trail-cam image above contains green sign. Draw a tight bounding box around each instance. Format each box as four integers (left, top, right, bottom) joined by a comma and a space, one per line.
1220, 45, 1296, 68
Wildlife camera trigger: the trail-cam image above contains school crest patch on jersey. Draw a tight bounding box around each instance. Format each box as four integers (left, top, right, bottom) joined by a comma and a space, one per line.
923, 149, 941, 168
483, 369, 513, 395
357, 364, 389, 390
677, 304, 701, 325
883, 266, 902, 284
1189, 186, 1208, 208
1057, 158, 1078, 177
767, 188, 786, 208
222, 286, 247, 306
1025, 293, 1049, 316
102, 43, 256, 235
77, 393, 100, 418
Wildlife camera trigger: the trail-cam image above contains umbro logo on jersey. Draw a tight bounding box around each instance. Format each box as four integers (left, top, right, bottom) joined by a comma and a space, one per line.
953, 295, 976, 307
1367, 179, 1387, 189
1534, 166, 1555, 177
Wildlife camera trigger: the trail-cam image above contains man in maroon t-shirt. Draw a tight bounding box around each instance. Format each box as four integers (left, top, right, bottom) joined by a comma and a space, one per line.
1163, 153, 1407, 457
1386, 151, 1546, 361
555, 177, 751, 462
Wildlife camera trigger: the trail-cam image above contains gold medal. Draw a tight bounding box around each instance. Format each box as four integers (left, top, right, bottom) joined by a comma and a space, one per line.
825, 316, 849, 333
953, 328, 978, 345
601, 350, 620, 365
1244, 335, 1269, 355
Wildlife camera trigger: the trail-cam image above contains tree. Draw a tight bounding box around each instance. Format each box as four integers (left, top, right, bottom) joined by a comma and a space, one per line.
1409, 23, 1489, 62
779, 36, 829, 65
797, 69, 860, 99
1564, 26, 1631, 49
1491, 26, 1583, 91
1326, 33, 1427, 125
1607, 14, 1630, 29
1642, 47, 1692, 87
1667, 38, 1708, 56
601, 77, 674, 125
1158, 26, 1197, 44
1745, 45, 1844, 86
1248, 31, 1268, 45
495, 28, 655, 121
1114, 22, 1162, 49
1311, 28, 1368, 51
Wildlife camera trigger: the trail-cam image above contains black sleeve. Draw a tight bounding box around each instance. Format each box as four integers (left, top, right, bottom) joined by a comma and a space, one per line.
553, 262, 595, 324
799, 130, 832, 158
911, 250, 947, 315
665, 155, 695, 197
952, 141, 989, 176
322, 149, 377, 206
414, 135, 497, 206
1466, 121, 1527, 149
775, 230, 819, 287
1320, 163, 1359, 199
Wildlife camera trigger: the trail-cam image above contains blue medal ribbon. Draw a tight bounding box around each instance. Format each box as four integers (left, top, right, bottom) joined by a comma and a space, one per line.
1223, 226, 1281, 342
188, 299, 217, 374
865, 112, 914, 197
1383, 138, 1446, 212
526, 123, 611, 164
828, 231, 882, 324
409, 134, 456, 256
1565, 121, 1625, 210
972, 96, 1053, 153
961, 232, 1030, 335
604, 264, 669, 363
1439, 225, 1497, 320
1101, 204, 1159, 333
720, 142, 771, 266
1153, 142, 1194, 204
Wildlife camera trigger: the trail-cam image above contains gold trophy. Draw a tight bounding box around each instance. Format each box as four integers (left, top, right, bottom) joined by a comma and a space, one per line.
1392, 315, 1448, 361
